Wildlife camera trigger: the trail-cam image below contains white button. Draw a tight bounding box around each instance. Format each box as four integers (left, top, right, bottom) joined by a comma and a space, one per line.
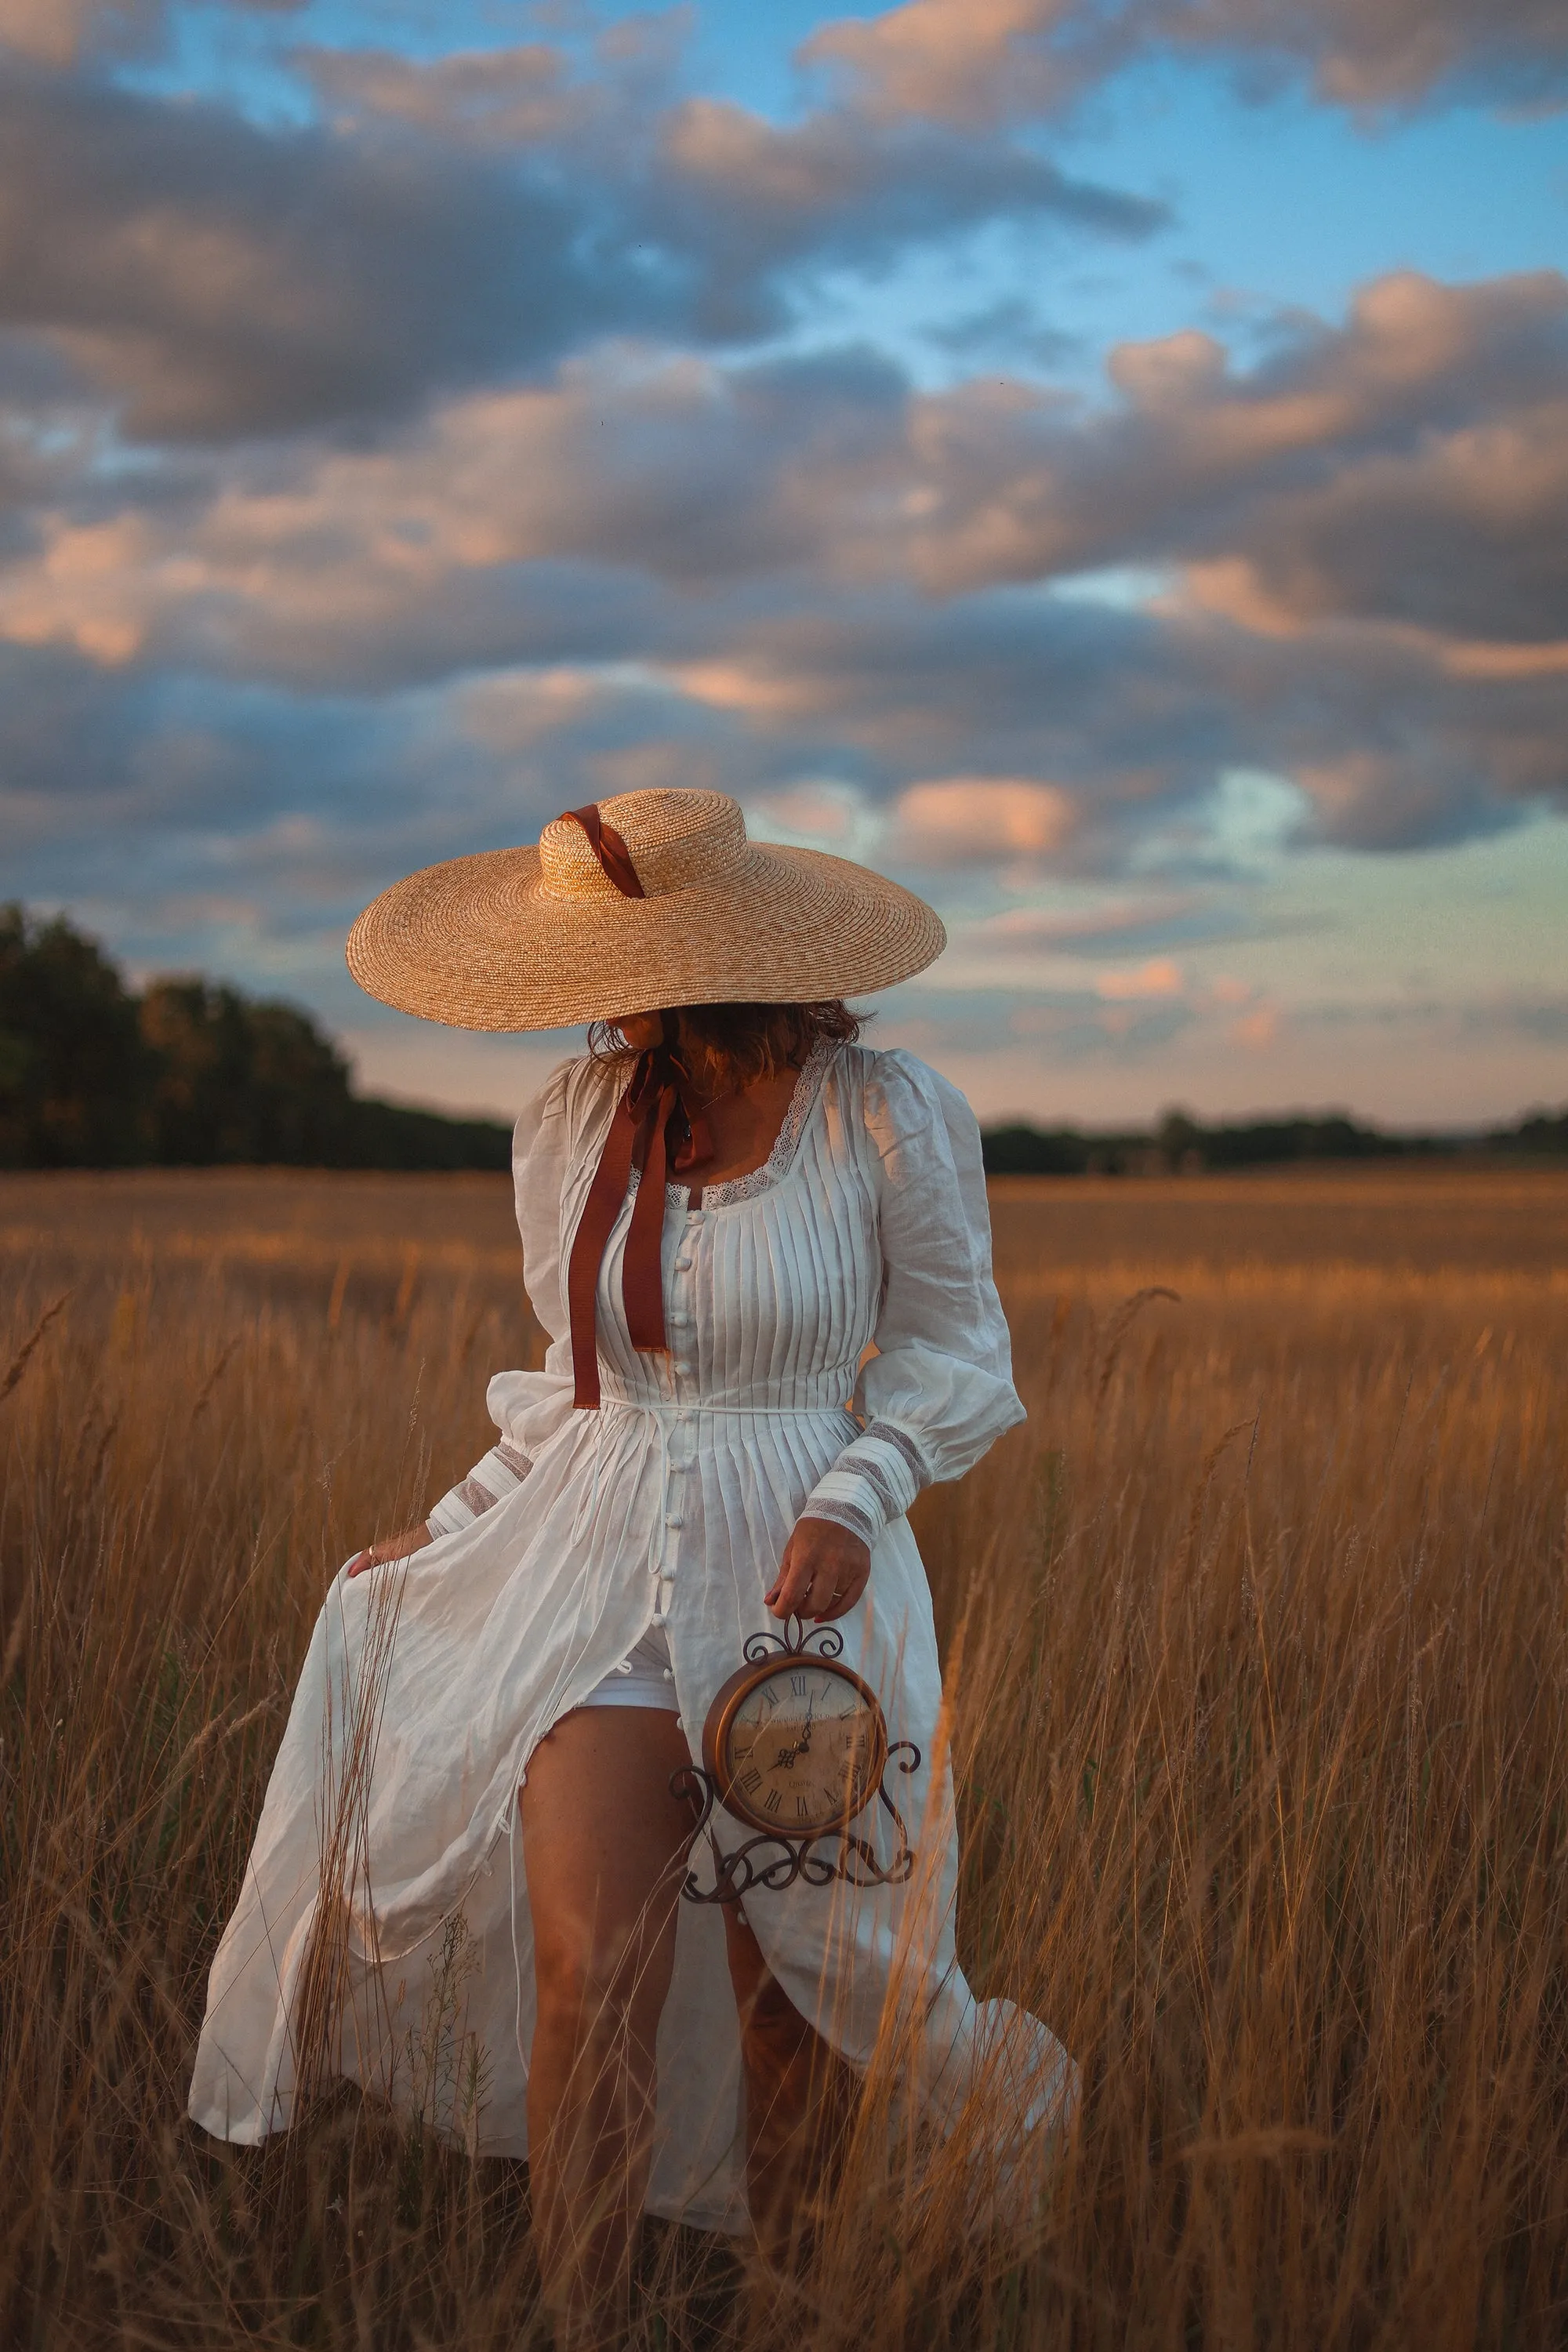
674, 1257, 693, 1273
650, 1611, 667, 1628
665, 1512, 683, 1528
674, 1715, 685, 1730
662, 1668, 674, 1682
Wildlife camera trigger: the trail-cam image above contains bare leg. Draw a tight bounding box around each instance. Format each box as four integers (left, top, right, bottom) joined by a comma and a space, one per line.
723, 1907, 856, 2268
521, 1707, 695, 2347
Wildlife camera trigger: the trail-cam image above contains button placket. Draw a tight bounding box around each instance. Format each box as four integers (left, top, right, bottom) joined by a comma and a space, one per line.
652, 1432, 688, 1628
669, 1213, 701, 1371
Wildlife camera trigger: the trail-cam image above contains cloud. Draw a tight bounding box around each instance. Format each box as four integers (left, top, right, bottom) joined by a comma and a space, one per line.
894, 776, 1077, 859
924, 296, 1079, 368
1156, 0, 1568, 111
804, 0, 1117, 127
662, 572, 1566, 854
300, 34, 655, 153
1097, 955, 1183, 996
664, 590, 1219, 808
0, 24, 1162, 449
5, 273, 1561, 860
0, 0, 299, 71
803, 0, 1568, 125
872, 270, 1568, 622
0, 64, 660, 441
0, 349, 922, 677
1191, 622, 1568, 846
646, 97, 1161, 339
0, 55, 1560, 872
960, 891, 1229, 955
306, 41, 1163, 346
0, 0, 155, 67
0, 642, 588, 1016
1229, 1001, 1279, 1047
0, 641, 413, 853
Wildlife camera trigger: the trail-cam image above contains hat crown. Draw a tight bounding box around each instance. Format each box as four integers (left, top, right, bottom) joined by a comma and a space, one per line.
539, 789, 750, 904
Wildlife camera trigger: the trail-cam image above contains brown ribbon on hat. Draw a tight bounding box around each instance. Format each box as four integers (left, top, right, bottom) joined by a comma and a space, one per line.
561, 805, 716, 1409
563, 802, 645, 902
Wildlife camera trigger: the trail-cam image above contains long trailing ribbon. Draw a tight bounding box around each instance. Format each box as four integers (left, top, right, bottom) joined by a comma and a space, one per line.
560, 806, 716, 1409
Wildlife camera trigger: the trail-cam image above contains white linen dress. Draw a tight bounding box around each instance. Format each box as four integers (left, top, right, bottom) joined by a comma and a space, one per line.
188, 1039, 1076, 2227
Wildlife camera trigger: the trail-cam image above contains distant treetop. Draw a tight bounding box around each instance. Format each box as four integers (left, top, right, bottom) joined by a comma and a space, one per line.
0, 906, 511, 1172
979, 1102, 1565, 1175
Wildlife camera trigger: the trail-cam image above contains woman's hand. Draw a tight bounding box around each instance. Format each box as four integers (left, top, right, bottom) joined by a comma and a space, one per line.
347, 1523, 434, 1579
765, 1516, 871, 1623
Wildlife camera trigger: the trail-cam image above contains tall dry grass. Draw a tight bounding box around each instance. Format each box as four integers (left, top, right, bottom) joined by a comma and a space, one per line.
2, 1167, 1567, 2348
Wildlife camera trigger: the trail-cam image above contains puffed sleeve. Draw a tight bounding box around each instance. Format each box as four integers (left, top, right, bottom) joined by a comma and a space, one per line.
425, 1059, 583, 1538
800, 1048, 1025, 1549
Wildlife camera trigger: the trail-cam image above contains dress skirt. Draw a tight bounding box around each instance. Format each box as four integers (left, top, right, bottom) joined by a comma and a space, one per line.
188, 1042, 1077, 2227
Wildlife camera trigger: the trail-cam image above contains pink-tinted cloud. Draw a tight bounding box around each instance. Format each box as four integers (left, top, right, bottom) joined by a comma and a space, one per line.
895, 777, 1077, 860
804, 0, 1568, 124
0, 0, 299, 72
1098, 955, 1184, 997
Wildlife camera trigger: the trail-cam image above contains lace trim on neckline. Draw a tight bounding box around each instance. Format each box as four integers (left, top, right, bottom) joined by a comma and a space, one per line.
625, 1036, 839, 1210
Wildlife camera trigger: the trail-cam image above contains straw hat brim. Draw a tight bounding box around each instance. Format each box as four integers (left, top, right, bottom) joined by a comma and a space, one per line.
346, 840, 946, 1030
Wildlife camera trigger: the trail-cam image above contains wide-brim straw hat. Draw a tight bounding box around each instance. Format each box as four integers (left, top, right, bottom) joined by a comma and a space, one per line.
346, 788, 946, 1030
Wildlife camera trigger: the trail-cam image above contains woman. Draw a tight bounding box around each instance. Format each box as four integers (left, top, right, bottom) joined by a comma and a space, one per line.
189, 788, 1075, 2336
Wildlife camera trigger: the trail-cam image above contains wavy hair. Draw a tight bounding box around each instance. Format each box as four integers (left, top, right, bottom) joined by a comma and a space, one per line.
587, 1000, 864, 1102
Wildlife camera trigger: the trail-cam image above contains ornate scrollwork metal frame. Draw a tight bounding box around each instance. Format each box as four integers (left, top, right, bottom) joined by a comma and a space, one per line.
671, 1620, 921, 1906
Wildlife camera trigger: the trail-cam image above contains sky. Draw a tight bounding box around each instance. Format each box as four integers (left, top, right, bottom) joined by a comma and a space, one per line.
1, 0, 1565, 1128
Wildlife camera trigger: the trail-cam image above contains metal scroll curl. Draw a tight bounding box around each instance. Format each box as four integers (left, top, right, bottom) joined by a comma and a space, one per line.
740, 1619, 845, 1666
671, 1743, 921, 1904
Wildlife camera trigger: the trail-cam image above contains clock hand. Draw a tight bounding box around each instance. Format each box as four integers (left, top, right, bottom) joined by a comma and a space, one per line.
777, 1690, 822, 1770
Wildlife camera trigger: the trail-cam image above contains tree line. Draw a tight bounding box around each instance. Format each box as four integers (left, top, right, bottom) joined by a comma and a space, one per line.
0, 906, 511, 1171
980, 1102, 1566, 1175
4, 904, 1562, 1174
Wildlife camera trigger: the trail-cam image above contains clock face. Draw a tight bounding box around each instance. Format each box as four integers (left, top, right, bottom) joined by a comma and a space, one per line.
711, 1657, 887, 1836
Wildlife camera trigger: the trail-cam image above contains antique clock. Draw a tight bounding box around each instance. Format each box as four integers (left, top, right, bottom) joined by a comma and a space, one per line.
672, 1621, 920, 1903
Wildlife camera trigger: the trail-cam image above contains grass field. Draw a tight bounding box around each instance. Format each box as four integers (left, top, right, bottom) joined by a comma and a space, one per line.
3, 1163, 1566, 2348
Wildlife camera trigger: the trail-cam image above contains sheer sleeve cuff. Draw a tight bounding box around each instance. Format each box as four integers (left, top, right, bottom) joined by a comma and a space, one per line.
426, 1440, 531, 1539
802, 1423, 930, 1550
799, 1491, 880, 1547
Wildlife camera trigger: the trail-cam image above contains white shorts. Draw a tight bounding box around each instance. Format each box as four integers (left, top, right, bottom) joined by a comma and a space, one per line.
579, 1619, 680, 1711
